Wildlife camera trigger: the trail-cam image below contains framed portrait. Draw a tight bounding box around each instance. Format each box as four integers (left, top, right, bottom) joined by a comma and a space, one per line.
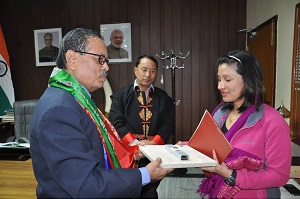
100, 23, 132, 64
34, 28, 62, 67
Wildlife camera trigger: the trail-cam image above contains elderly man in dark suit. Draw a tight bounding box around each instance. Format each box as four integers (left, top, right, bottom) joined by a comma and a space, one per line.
30, 27, 172, 198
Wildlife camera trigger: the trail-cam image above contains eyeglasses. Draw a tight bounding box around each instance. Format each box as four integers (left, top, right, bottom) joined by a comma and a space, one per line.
75, 51, 109, 65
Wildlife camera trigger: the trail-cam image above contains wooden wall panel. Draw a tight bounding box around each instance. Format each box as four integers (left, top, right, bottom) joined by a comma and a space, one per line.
179, 0, 193, 141
0, 0, 246, 143
190, 0, 202, 141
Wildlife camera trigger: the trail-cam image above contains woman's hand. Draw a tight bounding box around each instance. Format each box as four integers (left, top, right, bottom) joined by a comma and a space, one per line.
175, 141, 188, 146
200, 149, 233, 178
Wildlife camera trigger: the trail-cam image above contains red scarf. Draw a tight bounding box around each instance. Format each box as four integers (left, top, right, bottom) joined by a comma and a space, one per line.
84, 107, 139, 169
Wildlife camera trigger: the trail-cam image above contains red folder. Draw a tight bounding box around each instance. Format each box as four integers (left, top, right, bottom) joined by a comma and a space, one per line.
188, 110, 232, 163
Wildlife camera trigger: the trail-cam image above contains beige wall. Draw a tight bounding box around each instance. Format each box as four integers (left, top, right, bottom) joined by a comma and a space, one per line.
247, 0, 300, 117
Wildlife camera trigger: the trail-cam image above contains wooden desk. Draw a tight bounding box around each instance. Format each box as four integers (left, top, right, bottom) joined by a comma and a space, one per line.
0, 159, 36, 199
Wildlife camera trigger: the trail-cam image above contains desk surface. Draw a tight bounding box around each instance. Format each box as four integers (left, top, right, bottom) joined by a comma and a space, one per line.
0, 159, 36, 199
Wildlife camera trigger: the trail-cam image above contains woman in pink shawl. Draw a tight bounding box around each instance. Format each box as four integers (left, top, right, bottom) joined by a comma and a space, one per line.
198, 50, 291, 198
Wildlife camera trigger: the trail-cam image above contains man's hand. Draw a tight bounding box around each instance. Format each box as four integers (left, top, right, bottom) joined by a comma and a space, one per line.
139, 140, 156, 145
146, 157, 173, 181
129, 139, 156, 146
134, 151, 145, 160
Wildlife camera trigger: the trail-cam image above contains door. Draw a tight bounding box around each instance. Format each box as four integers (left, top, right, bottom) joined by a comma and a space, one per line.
247, 16, 277, 107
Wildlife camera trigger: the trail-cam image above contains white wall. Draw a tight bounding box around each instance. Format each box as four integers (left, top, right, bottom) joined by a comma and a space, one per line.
247, 0, 300, 156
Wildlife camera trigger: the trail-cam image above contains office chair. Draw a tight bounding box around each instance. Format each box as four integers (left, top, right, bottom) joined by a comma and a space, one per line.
6, 99, 38, 142
1, 99, 38, 160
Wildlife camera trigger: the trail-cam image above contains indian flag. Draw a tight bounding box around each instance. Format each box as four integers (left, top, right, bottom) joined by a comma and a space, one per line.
0, 25, 15, 116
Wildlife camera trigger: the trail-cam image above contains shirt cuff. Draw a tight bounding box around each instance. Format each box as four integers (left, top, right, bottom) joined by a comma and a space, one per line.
138, 167, 151, 186
152, 134, 165, 145
121, 132, 136, 145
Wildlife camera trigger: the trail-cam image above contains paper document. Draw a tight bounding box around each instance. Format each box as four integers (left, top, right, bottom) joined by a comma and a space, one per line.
139, 145, 217, 168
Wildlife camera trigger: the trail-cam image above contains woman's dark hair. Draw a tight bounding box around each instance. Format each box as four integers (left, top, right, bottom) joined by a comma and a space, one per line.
55, 27, 102, 69
135, 55, 158, 68
216, 50, 265, 112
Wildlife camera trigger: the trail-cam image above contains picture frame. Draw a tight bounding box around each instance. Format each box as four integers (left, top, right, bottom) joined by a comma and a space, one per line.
34, 28, 62, 67
100, 23, 132, 64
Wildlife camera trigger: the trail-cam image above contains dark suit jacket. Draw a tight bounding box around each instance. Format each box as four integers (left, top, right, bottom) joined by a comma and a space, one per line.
109, 85, 173, 143
30, 87, 142, 198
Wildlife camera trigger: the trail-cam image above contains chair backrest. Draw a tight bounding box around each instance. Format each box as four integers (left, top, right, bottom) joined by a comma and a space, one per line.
13, 99, 38, 139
